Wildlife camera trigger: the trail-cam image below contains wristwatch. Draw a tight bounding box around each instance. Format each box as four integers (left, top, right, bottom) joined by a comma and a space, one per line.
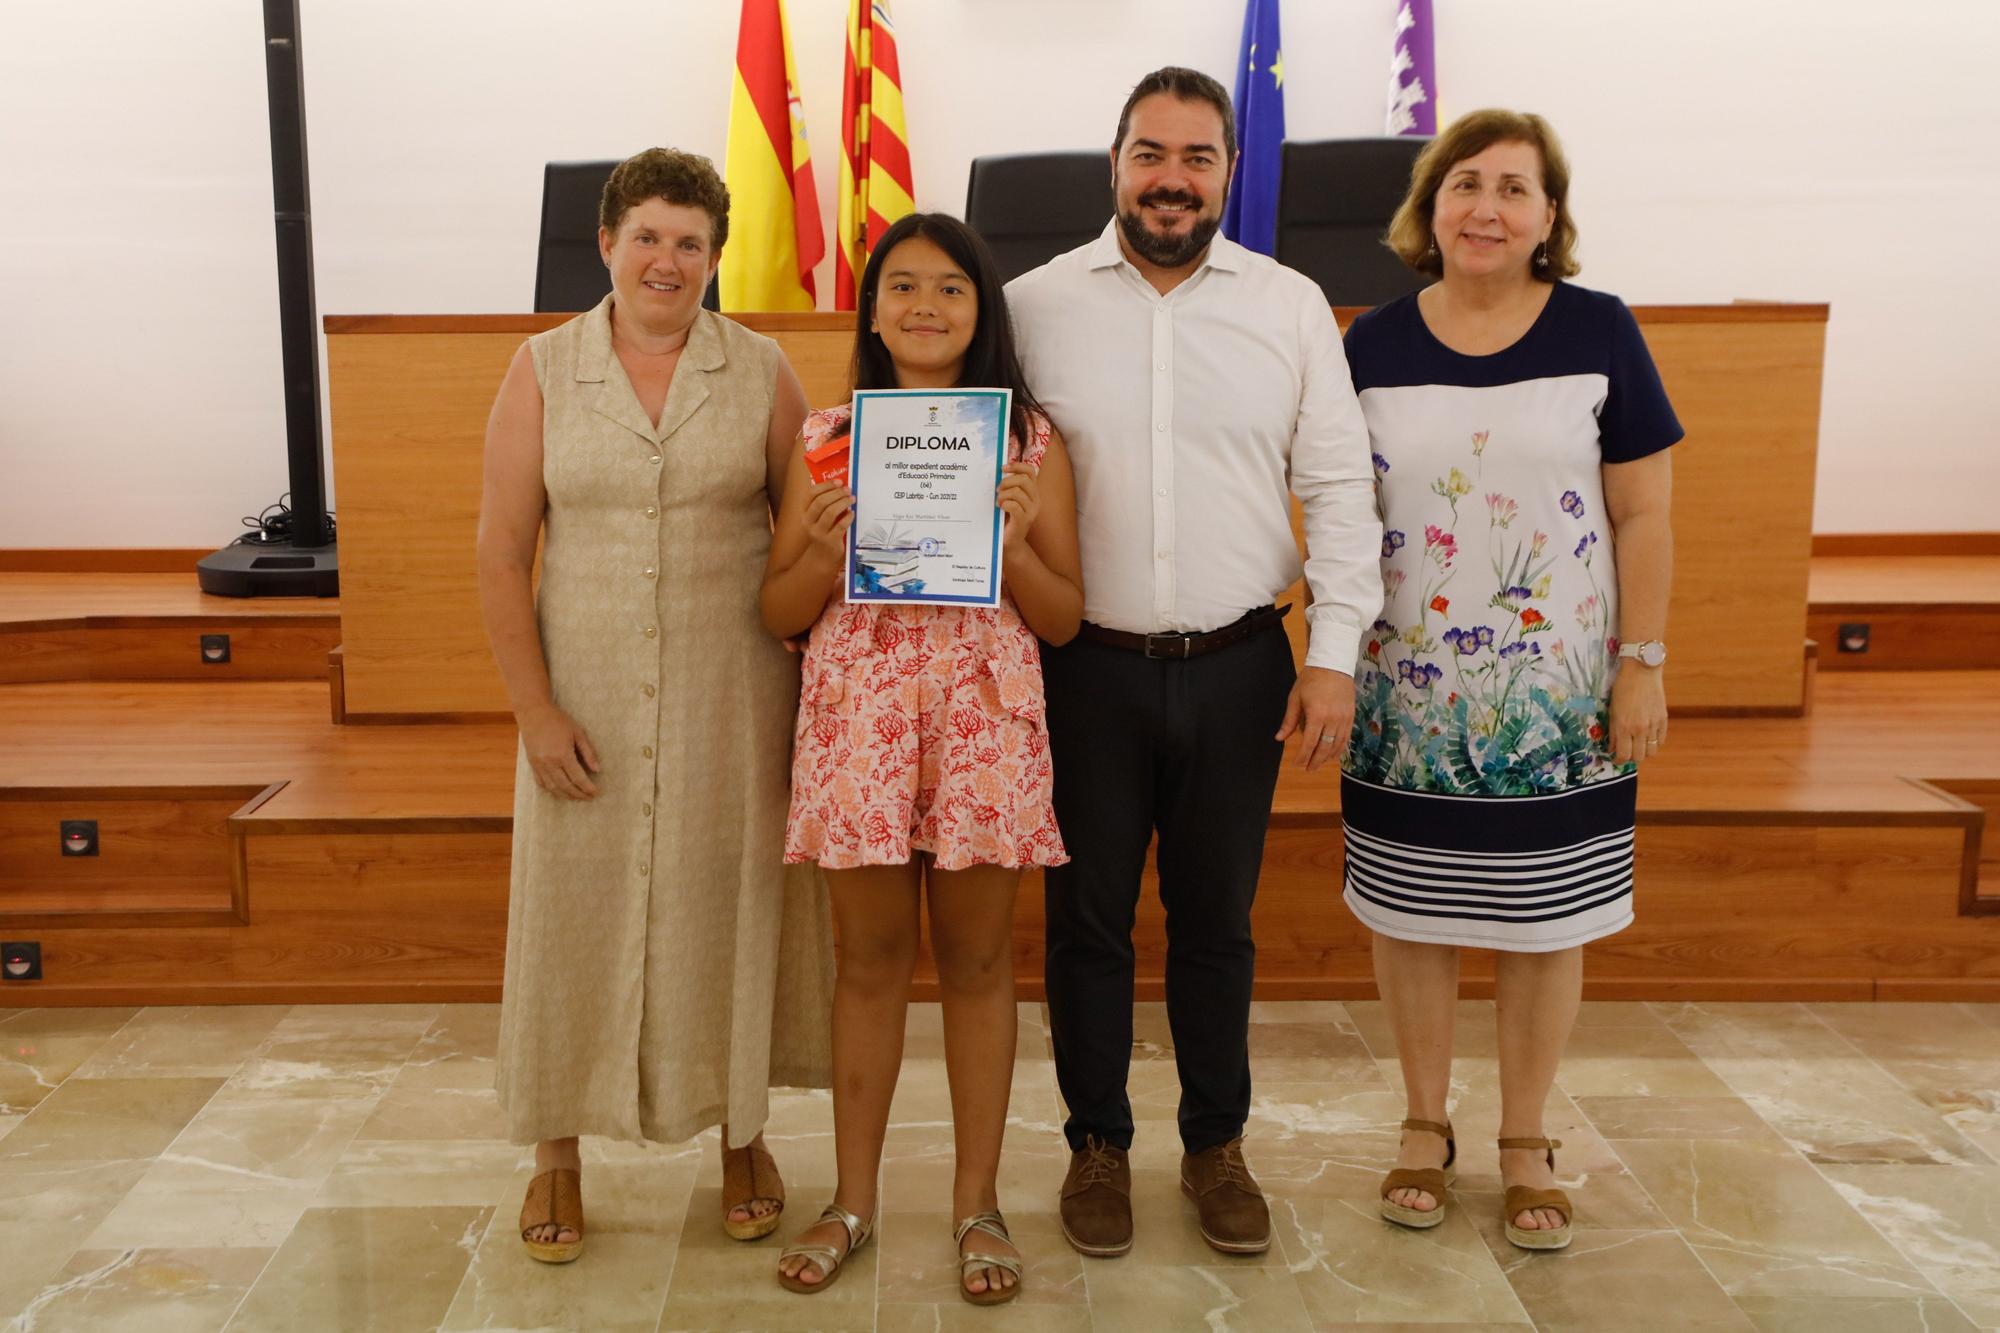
1618, 640, 1667, 668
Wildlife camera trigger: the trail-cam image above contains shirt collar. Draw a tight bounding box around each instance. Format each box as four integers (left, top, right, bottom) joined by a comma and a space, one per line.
1086, 217, 1248, 278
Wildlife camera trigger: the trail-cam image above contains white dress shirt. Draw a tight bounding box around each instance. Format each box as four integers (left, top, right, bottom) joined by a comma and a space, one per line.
1006, 220, 1384, 673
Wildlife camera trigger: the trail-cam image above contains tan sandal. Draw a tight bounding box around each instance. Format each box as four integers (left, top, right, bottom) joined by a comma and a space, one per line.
1499, 1136, 1574, 1250
1379, 1118, 1456, 1229
721, 1140, 786, 1240
519, 1167, 584, 1263
954, 1210, 1024, 1306
776, 1202, 874, 1294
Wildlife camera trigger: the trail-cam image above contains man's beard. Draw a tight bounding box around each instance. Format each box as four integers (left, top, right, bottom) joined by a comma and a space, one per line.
1117, 188, 1222, 269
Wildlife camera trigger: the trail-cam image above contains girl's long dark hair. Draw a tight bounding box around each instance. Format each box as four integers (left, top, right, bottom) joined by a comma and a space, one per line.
850, 212, 1047, 450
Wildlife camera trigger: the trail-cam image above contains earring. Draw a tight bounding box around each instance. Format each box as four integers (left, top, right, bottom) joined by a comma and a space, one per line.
1425, 238, 1440, 260
1533, 243, 1550, 270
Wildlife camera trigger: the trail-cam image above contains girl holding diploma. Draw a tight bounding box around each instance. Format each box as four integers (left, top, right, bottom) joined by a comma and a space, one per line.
761, 213, 1083, 1305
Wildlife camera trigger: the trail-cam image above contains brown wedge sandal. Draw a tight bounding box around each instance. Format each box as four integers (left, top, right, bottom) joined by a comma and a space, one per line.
519, 1167, 584, 1263
721, 1140, 786, 1241
1379, 1118, 1456, 1229
1499, 1136, 1574, 1251
776, 1202, 874, 1294
954, 1210, 1024, 1306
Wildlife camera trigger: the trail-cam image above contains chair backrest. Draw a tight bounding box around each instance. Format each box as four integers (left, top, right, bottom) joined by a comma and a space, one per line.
1275, 137, 1431, 308
964, 152, 1114, 285
534, 160, 719, 312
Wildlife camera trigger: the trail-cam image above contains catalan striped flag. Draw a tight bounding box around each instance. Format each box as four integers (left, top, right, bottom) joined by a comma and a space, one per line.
722, 0, 824, 311
834, 0, 915, 311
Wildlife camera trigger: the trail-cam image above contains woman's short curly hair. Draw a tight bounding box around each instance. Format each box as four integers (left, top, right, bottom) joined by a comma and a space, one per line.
599, 147, 731, 252
1385, 109, 1579, 280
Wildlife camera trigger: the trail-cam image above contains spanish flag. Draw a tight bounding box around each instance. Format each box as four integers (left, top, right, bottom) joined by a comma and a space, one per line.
722, 0, 824, 311
834, 0, 915, 310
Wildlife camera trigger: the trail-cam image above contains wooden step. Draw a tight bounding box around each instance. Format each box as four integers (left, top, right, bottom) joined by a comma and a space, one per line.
0, 573, 340, 684
0, 675, 1996, 1006
1807, 555, 2000, 670
0, 783, 270, 929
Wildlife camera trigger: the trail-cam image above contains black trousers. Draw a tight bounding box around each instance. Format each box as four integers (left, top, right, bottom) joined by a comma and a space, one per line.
1041, 621, 1295, 1154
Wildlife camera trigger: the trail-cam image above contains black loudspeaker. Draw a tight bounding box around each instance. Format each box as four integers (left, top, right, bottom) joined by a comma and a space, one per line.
198, 0, 338, 597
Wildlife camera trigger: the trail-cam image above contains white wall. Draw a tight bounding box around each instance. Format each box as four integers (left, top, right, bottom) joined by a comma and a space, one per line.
2, 0, 1992, 544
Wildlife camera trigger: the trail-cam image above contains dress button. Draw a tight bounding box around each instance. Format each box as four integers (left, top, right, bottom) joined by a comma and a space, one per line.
642, 625, 657, 638
642, 683, 656, 698
642, 745, 654, 759
644, 505, 658, 518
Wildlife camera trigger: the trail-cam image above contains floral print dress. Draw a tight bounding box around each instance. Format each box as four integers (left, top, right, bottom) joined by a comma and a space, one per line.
1338, 284, 1680, 951
784, 405, 1068, 871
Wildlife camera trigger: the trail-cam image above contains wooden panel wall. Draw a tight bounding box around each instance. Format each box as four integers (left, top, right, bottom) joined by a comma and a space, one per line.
326, 306, 1825, 720
9, 817, 1991, 1006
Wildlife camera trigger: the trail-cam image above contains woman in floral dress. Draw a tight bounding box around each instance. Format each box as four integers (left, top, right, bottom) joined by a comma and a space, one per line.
1340, 111, 1679, 1250
760, 213, 1083, 1304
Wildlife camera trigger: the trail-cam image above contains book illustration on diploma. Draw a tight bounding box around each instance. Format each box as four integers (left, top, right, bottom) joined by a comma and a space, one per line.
846, 388, 1009, 608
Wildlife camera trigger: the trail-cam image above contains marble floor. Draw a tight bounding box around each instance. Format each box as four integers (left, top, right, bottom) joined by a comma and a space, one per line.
2, 999, 1998, 1332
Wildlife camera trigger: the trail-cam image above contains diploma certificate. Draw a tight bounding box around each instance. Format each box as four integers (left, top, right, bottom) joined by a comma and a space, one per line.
845, 388, 1010, 608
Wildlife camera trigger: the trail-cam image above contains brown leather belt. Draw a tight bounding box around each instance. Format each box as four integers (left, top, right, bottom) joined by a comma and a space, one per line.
1076, 605, 1290, 660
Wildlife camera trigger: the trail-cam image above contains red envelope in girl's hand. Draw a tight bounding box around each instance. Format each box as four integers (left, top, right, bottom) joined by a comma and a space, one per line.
804, 437, 851, 486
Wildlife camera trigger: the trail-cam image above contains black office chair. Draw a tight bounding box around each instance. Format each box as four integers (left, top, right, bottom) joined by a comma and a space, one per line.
1275, 137, 1431, 308
964, 152, 1114, 285
533, 160, 719, 312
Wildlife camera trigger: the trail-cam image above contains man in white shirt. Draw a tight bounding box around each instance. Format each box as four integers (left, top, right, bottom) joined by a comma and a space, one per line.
1007, 67, 1383, 1259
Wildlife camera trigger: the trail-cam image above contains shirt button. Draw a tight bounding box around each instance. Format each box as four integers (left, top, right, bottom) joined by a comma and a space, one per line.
1156, 363, 1167, 371
1155, 487, 1167, 497
644, 505, 658, 518
641, 683, 656, 697
1156, 422, 1167, 432
1156, 549, 1170, 560
648, 454, 662, 465
639, 863, 650, 876
642, 803, 653, 817
642, 745, 654, 759
642, 625, 657, 638
643, 566, 657, 579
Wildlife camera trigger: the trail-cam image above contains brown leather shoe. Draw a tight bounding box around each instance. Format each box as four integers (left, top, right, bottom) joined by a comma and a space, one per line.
1181, 1137, 1270, 1254
1059, 1135, 1133, 1257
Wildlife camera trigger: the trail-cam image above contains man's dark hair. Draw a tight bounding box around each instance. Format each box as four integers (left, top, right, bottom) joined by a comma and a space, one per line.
1111, 66, 1237, 165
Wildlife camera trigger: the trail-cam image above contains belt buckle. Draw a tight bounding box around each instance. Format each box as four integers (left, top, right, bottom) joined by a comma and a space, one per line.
1143, 631, 1193, 660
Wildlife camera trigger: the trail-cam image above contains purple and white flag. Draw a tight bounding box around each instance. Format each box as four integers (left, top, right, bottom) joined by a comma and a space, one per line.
1387, 0, 1436, 135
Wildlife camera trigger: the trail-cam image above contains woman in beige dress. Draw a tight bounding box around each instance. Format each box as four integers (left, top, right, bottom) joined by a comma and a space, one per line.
477, 147, 834, 1263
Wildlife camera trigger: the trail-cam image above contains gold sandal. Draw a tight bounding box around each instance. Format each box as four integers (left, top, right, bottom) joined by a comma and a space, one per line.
1379, 1118, 1456, 1229
1499, 1136, 1574, 1250
721, 1140, 786, 1241
519, 1167, 584, 1263
776, 1202, 874, 1294
954, 1210, 1024, 1306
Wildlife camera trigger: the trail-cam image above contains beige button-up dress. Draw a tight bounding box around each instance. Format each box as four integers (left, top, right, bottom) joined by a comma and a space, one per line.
495, 296, 834, 1148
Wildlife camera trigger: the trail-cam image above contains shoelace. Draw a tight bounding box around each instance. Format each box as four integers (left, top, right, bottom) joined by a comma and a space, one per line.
1211, 1143, 1252, 1189
1076, 1139, 1121, 1188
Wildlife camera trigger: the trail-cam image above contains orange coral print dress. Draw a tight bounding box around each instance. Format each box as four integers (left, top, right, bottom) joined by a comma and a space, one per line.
784, 405, 1068, 871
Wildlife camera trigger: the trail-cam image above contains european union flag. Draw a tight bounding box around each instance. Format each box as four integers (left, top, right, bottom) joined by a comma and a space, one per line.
1221, 0, 1285, 256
